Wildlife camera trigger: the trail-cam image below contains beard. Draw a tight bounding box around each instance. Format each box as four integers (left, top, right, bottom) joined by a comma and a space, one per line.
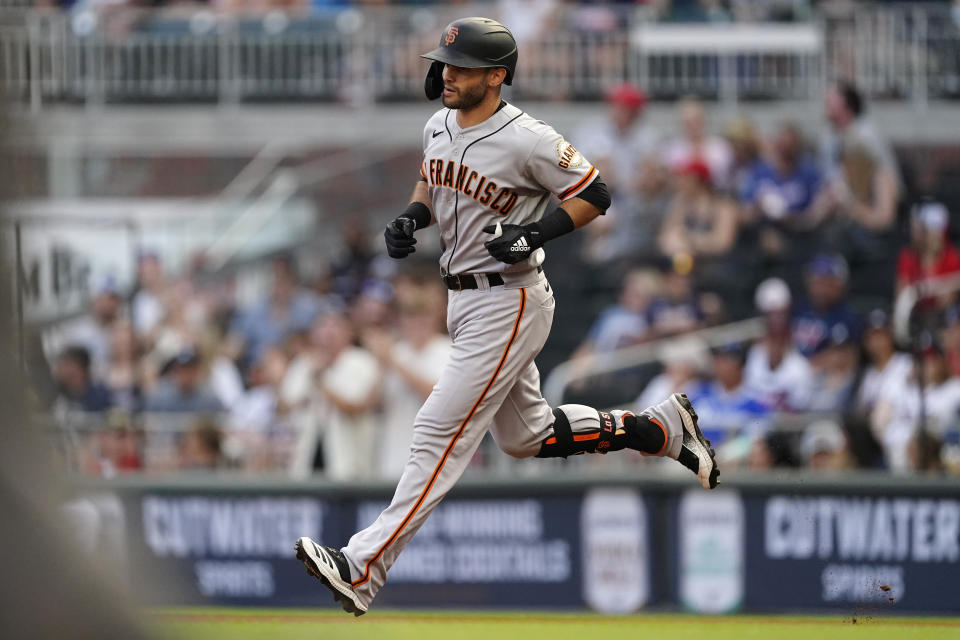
441, 80, 487, 110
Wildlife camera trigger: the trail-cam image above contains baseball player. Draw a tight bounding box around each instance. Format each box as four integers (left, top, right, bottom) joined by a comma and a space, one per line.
296, 17, 719, 616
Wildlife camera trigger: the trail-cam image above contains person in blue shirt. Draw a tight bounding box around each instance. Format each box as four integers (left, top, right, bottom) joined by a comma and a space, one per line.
52, 346, 113, 412
739, 123, 826, 271
792, 254, 861, 359
741, 123, 823, 222
228, 254, 337, 368
684, 342, 772, 448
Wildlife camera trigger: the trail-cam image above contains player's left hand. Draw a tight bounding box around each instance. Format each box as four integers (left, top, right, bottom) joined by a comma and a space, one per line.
482, 223, 542, 265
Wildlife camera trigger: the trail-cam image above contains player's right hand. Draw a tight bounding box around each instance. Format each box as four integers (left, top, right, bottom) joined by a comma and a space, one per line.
384, 217, 417, 259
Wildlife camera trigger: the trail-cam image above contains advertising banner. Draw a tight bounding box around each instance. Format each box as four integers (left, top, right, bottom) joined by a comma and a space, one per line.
122, 489, 653, 609
746, 494, 960, 613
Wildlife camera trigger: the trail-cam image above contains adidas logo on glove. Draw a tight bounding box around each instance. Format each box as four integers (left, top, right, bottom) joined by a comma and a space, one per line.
510, 237, 529, 252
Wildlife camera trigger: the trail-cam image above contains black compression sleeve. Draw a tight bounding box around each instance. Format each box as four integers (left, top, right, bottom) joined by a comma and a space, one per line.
400, 201, 432, 230
577, 175, 611, 212
527, 206, 575, 247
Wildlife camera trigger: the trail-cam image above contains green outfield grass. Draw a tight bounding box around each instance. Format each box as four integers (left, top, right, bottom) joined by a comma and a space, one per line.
152, 608, 960, 640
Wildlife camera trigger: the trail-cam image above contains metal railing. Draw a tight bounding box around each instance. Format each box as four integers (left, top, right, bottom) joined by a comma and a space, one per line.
1, 4, 957, 109
542, 317, 766, 406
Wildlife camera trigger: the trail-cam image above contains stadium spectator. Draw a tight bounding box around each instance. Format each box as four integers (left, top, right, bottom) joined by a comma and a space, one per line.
895, 201, 960, 305
131, 250, 168, 339
636, 336, 708, 410
574, 84, 657, 197
940, 303, 960, 377
179, 417, 224, 471
52, 346, 113, 413
658, 159, 738, 259
662, 97, 733, 189
647, 265, 704, 337
817, 81, 900, 258
800, 419, 854, 470
330, 221, 377, 301
724, 116, 762, 200
684, 342, 772, 448
227, 346, 290, 470
227, 254, 329, 366
582, 155, 672, 266
363, 294, 451, 480
143, 349, 223, 413
739, 123, 825, 272
285, 312, 379, 480
574, 269, 658, 357
792, 254, 860, 358
855, 309, 912, 416
104, 321, 141, 412
744, 278, 814, 411
45, 281, 122, 382
805, 323, 859, 413
872, 339, 960, 472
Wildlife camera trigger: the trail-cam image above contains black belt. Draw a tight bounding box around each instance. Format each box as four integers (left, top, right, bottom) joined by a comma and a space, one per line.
442, 267, 542, 291
443, 272, 504, 290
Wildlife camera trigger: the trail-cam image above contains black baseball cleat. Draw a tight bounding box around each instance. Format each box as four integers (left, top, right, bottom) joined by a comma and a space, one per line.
295, 537, 367, 616
642, 393, 720, 489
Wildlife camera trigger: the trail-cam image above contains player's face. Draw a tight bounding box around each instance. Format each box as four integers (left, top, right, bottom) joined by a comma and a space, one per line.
441, 65, 494, 110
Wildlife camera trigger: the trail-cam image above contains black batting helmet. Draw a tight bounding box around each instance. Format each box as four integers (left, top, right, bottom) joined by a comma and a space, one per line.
421, 17, 518, 100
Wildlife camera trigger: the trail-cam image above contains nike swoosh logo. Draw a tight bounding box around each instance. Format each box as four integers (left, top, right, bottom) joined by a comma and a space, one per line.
432, 130, 443, 138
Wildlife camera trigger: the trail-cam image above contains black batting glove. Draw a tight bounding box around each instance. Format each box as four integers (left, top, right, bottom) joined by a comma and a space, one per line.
482, 223, 544, 265
384, 217, 417, 259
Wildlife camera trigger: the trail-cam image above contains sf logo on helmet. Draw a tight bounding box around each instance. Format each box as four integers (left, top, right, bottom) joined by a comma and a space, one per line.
445, 27, 459, 46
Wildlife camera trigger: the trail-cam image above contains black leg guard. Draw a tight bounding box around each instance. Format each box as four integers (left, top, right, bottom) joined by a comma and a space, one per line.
536, 407, 628, 459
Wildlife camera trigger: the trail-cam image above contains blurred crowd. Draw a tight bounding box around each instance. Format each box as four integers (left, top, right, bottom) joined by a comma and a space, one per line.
38, 79, 960, 479
33, 0, 814, 24
567, 80, 960, 476
42, 248, 453, 480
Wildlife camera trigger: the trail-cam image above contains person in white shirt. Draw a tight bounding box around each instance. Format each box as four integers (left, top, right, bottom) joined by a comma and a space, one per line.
636, 336, 708, 410
743, 278, 814, 411
283, 313, 380, 480
363, 296, 451, 480
855, 309, 912, 415
871, 340, 960, 472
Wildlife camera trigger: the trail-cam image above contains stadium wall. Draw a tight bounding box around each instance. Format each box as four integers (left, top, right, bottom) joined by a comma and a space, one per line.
74, 473, 960, 615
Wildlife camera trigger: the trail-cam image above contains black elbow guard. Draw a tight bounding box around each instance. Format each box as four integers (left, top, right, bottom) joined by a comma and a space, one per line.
578, 176, 611, 213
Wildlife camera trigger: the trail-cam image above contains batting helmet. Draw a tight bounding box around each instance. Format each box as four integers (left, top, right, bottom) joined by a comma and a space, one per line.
421, 17, 518, 100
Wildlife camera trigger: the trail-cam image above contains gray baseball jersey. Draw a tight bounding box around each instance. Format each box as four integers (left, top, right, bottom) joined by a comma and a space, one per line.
419, 102, 598, 275
339, 102, 603, 608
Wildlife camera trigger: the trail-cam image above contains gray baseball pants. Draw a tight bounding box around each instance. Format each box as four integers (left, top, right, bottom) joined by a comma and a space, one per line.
342, 271, 565, 606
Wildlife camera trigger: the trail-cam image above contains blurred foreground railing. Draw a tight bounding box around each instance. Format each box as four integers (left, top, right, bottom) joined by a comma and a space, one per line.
1, 4, 958, 109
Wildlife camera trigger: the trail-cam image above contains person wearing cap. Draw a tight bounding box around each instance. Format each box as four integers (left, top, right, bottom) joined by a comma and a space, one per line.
573, 83, 657, 196
854, 308, 912, 416
661, 97, 734, 190
743, 278, 814, 412
800, 419, 853, 470
871, 338, 960, 471
792, 253, 860, 359
805, 321, 860, 413
657, 157, 739, 275
683, 342, 772, 449
143, 349, 223, 414
895, 200, 960, 307
574, 84, 662, 267
44, 280, 123, 384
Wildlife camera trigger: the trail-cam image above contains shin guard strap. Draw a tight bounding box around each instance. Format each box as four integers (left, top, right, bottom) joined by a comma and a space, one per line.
596, 411, 616, 455
551, 407, 574, 451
